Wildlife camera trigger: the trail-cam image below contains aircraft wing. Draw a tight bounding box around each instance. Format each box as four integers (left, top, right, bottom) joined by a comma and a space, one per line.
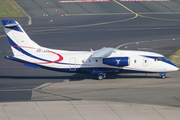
92, 48, 116, 58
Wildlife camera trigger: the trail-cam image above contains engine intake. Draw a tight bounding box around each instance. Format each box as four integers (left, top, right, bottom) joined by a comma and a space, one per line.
103, 57, 130, 67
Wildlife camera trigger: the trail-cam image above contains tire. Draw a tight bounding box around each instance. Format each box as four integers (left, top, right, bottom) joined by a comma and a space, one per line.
161, 75, 166, 79
98, 75, 103, 80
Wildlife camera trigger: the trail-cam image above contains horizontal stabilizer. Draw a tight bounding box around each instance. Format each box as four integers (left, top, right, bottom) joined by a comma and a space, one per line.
5, 23, 18, 28
92, 48, 116, 58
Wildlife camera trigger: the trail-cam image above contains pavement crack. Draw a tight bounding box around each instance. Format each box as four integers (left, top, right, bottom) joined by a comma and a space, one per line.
76, 3, 90, 14
66, 87, 142, 96
2, 105, 10, 120
52, 0, 69, 14
173, 96, 180, 102
36, 82, 55, 90
70, 101, 85, 120
156, 2, 175, 12
32, 0, 48, 15
152, 107, 167, 120
136, 2, 152, 12
34, 89, 80, 100
106, 102, 123, 120
35, 102, 48, 120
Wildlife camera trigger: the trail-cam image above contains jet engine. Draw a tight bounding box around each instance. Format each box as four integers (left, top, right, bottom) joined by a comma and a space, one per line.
103, 57, 130, 67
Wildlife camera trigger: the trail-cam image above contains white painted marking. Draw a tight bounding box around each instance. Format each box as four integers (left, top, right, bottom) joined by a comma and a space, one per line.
120, 0, 169, 1
59, 0, 109, 2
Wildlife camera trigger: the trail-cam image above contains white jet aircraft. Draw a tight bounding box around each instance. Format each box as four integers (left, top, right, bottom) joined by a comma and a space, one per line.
2, 20, 179, 80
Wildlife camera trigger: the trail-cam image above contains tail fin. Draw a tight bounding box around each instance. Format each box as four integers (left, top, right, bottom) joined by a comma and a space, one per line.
2, 20, 40, 56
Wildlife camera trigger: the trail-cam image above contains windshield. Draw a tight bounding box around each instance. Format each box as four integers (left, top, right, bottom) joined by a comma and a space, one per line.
155, 57, 168, 61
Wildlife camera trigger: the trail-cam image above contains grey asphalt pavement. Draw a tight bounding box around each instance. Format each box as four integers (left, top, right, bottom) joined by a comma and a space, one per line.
14, 0, 180, 16
0, 1, 180, 119
0, 14, 180, 106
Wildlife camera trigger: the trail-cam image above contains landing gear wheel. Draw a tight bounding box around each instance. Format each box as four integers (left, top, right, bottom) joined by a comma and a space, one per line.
98, 75, 103, 80
161, 75, 166, 79
159, 73, 166, 79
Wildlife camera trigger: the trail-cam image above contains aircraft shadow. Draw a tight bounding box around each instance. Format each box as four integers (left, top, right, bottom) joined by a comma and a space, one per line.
0, 73, 162, 82
0, 74, 95, 82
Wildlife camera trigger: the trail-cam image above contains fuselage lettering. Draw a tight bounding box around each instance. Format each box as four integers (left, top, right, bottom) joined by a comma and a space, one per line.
36, 49, 49, 53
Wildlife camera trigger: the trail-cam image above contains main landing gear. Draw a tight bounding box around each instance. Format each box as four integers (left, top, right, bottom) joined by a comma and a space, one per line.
98, 72, 106, 80
98, 75, 104, 80
159, 72, 166, 79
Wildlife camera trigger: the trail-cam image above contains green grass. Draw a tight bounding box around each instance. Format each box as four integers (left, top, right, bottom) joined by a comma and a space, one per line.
0, 0, 26, 17
168, 49, 180, 68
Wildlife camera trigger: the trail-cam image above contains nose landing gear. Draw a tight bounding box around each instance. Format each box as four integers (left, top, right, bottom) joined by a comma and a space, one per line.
161, 75, 166, 79
159, 72, 166, 79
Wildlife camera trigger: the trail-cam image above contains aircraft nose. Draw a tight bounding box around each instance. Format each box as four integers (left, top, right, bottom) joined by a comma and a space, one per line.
174, 66, 179, 71
168, 60, 179, 71
169, 66, 179, 72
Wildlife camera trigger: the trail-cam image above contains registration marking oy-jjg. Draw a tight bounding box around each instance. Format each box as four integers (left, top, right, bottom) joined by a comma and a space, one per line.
59, 0, 109, 2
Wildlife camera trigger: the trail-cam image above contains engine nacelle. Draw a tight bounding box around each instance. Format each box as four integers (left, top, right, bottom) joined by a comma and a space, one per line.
103, 57, 130, 67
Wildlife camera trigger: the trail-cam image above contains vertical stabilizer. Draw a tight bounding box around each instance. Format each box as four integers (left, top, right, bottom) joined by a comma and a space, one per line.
2, 20, 40, 56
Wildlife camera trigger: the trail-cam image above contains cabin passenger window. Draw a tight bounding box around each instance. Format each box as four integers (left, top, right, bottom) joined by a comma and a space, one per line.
134, 60, 136, 63
145, 60, 147, 63
96, 60, 98, 62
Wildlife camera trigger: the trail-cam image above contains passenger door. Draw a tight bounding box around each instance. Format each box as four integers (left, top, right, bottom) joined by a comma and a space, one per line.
69, 58, 76, 71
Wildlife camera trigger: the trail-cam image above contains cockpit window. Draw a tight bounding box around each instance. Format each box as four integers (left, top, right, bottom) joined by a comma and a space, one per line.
155, 57, 168, 61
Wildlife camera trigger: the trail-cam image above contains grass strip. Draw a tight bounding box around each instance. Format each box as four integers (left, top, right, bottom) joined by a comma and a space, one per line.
0, 0, 26, 17
168, 49, 180, 68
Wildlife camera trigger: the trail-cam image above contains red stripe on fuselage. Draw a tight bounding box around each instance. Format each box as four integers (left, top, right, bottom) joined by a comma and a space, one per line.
11, 45, 64, 64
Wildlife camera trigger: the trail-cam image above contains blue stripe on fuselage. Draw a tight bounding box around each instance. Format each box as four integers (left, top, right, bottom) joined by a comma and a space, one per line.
142, 55, 178, 68
6, 35, 79, 65
6, 36, 59, 64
